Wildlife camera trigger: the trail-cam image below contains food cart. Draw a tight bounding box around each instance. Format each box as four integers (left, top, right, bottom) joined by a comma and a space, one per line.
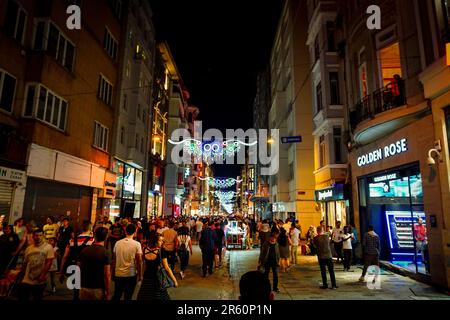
226, 220, 246, 250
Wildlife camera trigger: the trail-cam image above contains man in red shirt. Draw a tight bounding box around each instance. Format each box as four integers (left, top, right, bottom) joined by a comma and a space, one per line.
414, 217, 427, 262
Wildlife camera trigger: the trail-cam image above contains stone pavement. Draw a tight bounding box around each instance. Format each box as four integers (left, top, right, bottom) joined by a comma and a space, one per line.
6, 243, 450, 300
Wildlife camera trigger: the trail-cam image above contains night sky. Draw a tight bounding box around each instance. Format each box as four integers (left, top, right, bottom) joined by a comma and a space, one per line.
150, 0, 282, 177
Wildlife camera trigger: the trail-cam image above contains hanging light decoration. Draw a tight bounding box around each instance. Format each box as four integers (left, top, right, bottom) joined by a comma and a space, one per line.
199, 177, 242, 189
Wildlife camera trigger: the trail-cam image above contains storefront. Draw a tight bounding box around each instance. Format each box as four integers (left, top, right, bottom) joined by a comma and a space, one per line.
111, 160, 143, 219
315, 184, 348, 228
0, 166, 26, 224
350, 115, 441, 278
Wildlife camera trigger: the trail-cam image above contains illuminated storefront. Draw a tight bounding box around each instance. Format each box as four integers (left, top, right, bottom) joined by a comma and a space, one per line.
111, 160, 143, 219
314, 184, 348, 228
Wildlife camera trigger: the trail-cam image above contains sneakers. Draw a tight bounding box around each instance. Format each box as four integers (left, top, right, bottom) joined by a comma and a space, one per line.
359, 276, 365, 282
180, 271, 185, 280
330, 286, 338, 290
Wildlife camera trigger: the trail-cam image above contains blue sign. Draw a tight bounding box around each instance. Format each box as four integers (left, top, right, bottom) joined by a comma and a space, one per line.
281, 136, 302, 144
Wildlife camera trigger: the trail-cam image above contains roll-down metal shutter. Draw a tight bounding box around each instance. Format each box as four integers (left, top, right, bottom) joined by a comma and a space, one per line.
0, 180, 13, 217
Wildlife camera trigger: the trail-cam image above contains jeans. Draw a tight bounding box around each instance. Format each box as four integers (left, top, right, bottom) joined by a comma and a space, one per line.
290, 245, 298, 264
163, 249, 177, 271
343, 249, 352, 270
264, 263, 279, 291
178, 251, 190, 272
361, 254, 379, 277
18, 283, 46, 301
318, 258, 336, 287
202, 249, 214, 275
112, 276, 137, 301
333, 241, 343, 261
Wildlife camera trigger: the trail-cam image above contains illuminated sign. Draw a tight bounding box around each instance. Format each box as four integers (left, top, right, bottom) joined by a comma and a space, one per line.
357, 139, 408, 167
373, 173, 397, 183
314, 184, 345, 202
154, 184, 160, 192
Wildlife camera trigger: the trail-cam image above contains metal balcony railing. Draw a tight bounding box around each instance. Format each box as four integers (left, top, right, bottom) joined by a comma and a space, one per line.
350, 80, 406, 130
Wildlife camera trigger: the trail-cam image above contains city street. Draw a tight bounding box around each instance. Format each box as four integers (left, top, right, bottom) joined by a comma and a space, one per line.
7, 242, 447, 301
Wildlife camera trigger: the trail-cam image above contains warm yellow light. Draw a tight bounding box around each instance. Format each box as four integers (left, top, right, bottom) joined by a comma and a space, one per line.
153, 136, 161, 141
267, 138, 274, 144
447, 43, 450, 66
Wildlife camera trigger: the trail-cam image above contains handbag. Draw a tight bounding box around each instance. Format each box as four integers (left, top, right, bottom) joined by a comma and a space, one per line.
157, 252, 175, 290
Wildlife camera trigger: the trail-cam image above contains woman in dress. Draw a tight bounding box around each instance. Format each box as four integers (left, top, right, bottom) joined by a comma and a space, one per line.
137, 231, 178, 300
277, 228, 292, 272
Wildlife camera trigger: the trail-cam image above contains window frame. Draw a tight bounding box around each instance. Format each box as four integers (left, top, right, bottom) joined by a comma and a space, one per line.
93, 121, 109, 152
5, 0, 28, 45
104, 27, 118, 61
98, 74, 114, 106
0, 69, 17, 114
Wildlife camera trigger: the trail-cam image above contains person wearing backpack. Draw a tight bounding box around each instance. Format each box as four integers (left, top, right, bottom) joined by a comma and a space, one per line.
59, 220, 94, 300
176, 227, 192, 280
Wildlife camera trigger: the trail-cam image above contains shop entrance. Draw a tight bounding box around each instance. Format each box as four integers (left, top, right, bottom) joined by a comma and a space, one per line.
358, 163, 429, 275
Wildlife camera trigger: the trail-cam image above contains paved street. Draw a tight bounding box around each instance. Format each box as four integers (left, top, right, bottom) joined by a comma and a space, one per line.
8, 242, 448, 301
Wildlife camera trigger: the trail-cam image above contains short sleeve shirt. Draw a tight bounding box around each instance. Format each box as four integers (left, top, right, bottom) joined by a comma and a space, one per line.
22, 242, 55, 285
43, 224, 59, 239
114, 238, 143, 277
78, 244, 112, 289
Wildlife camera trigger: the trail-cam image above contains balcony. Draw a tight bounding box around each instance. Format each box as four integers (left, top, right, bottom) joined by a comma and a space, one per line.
350, 80, 429, 145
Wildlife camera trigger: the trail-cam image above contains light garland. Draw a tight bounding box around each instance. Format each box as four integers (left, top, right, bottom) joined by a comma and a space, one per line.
199, 177, 242, 189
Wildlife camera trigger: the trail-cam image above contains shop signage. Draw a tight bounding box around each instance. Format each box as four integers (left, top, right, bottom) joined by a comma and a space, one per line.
281, 136, 302, 144
314, 184, 344, 202
102, 171, 117, 199
373, 173, 397, 183
357, 138, 408, 167
0, 166, 26, 184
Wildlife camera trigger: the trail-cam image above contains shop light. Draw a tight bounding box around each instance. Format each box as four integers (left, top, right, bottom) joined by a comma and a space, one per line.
447, 43, 450, 66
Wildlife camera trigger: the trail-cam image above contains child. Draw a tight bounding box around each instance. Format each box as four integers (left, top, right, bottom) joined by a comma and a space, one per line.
47, 237, 59, 293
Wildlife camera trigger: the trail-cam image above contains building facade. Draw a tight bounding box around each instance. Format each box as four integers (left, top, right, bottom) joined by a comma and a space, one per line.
269, 0, 318, 228
0, 0, 124, 230
330, 0, 450, 289
109, 0, 155, 220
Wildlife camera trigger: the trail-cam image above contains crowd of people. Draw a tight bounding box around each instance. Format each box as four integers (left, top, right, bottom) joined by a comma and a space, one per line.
0, 214, 382, 301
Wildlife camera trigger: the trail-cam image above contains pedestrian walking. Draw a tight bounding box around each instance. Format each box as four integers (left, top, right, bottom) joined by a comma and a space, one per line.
47, 237, 59, 293
341, 226, 354, 271
331, 221, 344, 263
199, 220, 217, 277
277, 228, 291, 272
259, 233, 280, 293
112, 223, 143, 301
162, 221, 178, 272
77, 227, 111, 300
137, 231, 178, 300
359, 225, 380, 283
313, 226, 337, 289
289, 223, 300, 264
176, 227, 192, 279
108, 217, 125, 252
195, 218, 203, 243
18, 228, 55, 301
214, 222, 226, 268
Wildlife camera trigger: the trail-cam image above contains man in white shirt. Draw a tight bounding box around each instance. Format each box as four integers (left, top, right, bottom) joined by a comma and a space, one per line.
195, 219, 204, 242
112, 224, 142, 301
331, 221, 343, 263
289, 224, 301, 265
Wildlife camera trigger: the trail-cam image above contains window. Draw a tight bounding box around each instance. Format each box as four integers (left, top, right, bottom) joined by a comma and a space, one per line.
358, 49, 368, 99
120, 126, 125, 145
93, 121, 109, 151
108, 0, 122, 20
378, 42, 402, 87
4, 0, 27, 44
122, 94, 127, 110
326, 21, 336, 52
333, 127, 342, 163
104, 28, 118, 60
23, 84, 67, 131
98, 75, 113, 106
329, 72, 341, 105
319, 135, 326, 168
0, 69, 17, 113
33, 21, 75, 71
316, 82, 323, 113
314, 36, 320, 62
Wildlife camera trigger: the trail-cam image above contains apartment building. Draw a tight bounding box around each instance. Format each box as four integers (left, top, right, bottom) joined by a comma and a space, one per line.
109, 0, 155, 219
0, 0, 123, 229
269, 0, 317, 228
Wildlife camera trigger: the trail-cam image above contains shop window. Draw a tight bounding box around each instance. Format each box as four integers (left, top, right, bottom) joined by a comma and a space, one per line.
123, 165, 135, 199
378, 42, 403, 87
0, 69, 16, 113
135, 170, 142, 201
4, 0, 27, 44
